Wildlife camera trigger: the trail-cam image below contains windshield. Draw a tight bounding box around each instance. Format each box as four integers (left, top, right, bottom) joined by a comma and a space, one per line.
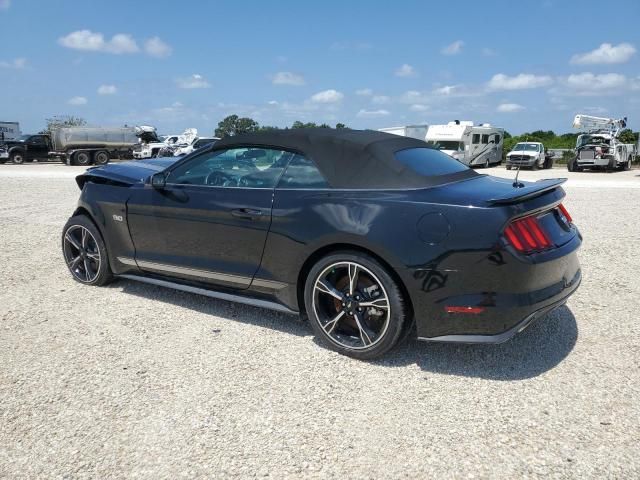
394, 147, 469, 176
577, 135, 609, 148
426, 140, 464, 151
19, 134, 32, 141
194, 138, 216, 148
512, 143, 539, 152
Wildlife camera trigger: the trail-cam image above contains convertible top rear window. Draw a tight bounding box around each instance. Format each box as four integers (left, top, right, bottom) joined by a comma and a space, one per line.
394, 148, 469, 176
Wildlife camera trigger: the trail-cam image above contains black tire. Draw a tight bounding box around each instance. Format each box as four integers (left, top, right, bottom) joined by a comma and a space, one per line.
567, 158, 581, 172
93, 150, 110, 165
61, 215, 113, 286
505, 165, 512, 170
10, 151, 25, 164
483, 159, 490, 168
74, 151, 92, 166
532, 160, 539, 171
304, 251, 408, 360
623, 155, 632, 171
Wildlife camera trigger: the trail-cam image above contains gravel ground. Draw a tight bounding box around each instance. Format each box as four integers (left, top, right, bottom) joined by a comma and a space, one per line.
1, 163, 639, 479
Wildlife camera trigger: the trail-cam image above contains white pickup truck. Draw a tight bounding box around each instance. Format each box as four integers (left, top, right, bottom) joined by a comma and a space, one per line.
505, 142, 553, 170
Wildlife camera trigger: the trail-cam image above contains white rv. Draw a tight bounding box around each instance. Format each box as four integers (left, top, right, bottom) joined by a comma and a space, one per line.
378, 125, 429, 140
425, 121, 504, 167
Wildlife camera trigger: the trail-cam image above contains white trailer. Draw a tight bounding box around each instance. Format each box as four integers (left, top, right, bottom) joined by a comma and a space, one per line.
425, 121, 504, 167
378, 125, 429, 140
570, 114, 637, 171
0, 121, 20, 142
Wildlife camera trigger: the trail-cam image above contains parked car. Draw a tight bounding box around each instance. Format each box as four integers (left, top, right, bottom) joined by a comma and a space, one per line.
62, 129, 582, 359
506, 142, 552, 170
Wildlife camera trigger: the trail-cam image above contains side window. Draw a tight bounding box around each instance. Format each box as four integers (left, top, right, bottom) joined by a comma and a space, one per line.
472, 134, 480, 144
494, 134, 501, 144
278, 154, 328, 189
167, 147, 294, 188
481, 134, 489, 144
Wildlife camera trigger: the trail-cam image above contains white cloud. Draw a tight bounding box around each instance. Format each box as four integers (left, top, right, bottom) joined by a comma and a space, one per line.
497, 103, 525, 113
441, 40, 464, 55
0, 0, 10, 10
409, 104, 429, 112
0, 57, 26, 69
268, 100, 279, 105
356, 88, 373, 96
435, 85, 457, 95
144, 37, 172, 58
566, 72, 627, 91
395, 64, 416, 77
400, 90, 430, 104
356, 109, 390, 118
488, 73, 553, 90
309, 89, 344, 103
58, 30, 139, 54
371, 95, 390, 104
176, 74, 211, 89
68, 96, 88, 106
571, 43, 636, 65
481, 47, 497, 57
97, 84, 117, 95
272, 71, 305, 86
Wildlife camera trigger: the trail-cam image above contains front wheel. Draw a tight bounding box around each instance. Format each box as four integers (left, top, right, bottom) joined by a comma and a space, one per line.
304, 252, 408, 360
62, 215, 113, 286
10, 151, 25, 164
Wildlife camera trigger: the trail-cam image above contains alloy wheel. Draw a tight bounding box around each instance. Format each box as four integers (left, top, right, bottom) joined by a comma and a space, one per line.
63, 225, 101, 282
312, 261, 390, 350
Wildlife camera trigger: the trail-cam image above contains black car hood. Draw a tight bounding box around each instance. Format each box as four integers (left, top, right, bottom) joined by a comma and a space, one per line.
76, 158, 178, 189
1, 140, 23, 148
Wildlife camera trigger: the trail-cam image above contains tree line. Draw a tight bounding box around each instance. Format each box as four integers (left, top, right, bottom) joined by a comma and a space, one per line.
213, 115, 347, 138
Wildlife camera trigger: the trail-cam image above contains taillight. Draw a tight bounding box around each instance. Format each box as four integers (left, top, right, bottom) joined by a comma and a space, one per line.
557, 203, 572, 224
504, 214, 552, 254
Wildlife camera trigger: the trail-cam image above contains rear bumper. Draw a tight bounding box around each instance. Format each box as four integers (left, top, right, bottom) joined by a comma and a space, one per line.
418, 268, 581, 344
408, 227, 582, 342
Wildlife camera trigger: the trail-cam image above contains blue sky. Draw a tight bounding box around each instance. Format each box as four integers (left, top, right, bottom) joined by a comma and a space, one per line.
1, 0, 639, 136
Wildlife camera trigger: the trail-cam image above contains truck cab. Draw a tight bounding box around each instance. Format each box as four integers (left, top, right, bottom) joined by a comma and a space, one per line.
1, 134, 51, 164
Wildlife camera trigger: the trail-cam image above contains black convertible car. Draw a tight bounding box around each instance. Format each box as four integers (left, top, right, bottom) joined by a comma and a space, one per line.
62, 129, 581, 359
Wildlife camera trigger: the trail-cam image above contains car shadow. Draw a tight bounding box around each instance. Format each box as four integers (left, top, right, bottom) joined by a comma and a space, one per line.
376, 305, 578, 380
112, 278, 310, 338
112, 278, 577, 380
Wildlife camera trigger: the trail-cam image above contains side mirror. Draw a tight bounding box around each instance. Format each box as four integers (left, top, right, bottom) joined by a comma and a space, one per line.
150, 172, 167, 189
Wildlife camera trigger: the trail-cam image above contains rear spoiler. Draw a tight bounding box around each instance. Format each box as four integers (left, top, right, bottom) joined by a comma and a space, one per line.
487, 178, 567, 205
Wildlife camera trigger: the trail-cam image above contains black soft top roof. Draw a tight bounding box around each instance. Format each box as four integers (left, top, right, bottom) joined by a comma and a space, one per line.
214, 128, 475, 189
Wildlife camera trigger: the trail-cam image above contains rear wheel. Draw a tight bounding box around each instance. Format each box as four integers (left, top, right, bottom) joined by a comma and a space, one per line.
62, 215, 113, 286
506, 165, 512, 170
623, 155, 632, 171
93, 150, 110, 165
10, 151, 25, 164
304, 252, 407, 360
74, 151, 91, 166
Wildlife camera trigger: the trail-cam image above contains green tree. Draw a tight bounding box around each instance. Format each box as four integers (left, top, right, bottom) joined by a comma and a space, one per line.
618, 129, 636, 144
335, 123, 347, 129
41, 115, 87, 134
214, 115, 260, 138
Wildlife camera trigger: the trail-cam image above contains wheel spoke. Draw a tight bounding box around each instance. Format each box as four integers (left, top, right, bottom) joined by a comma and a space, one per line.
348, 263, 358, 295
83, 258, 93, 281
316, 280, 344, 301
68, 255, 82, 270
353, 312, 374, 346
323, 310, 345, 335
358, 297, 389, 309
65, 232, 81, 250
86, 252, 100, 261
81, 228, 89, 248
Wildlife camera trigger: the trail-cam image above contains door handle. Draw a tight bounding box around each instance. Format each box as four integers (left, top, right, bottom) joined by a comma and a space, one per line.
231, 208, 263, 220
